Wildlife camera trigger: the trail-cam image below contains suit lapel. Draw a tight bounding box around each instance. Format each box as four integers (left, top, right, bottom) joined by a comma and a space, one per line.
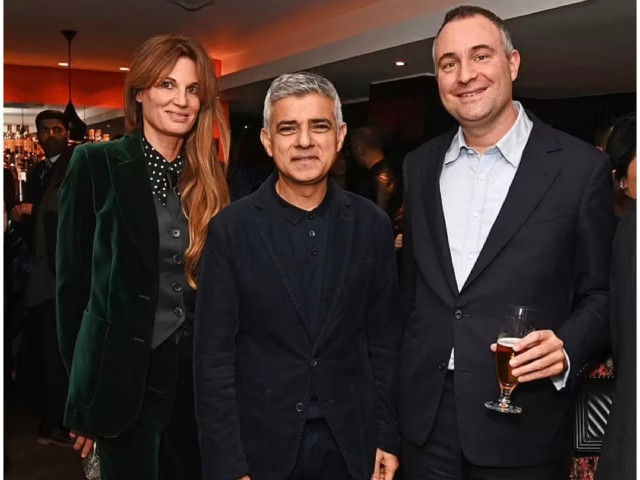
423, 132, 459, 297
461, 119, 562, 292
314, 185, 353, 349
106, 133, 159, 276
253, 176, 312, 339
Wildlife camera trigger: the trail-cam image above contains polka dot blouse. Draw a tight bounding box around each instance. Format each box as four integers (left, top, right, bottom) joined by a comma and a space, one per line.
142, 136, 185, 206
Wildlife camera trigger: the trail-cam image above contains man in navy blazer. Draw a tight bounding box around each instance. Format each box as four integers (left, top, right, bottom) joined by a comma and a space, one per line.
194, 72, 401, 480
400, 6, 612, 480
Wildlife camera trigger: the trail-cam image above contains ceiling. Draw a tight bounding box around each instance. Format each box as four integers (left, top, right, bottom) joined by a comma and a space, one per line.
4, 0, 637, 117
3, 104, 123, 128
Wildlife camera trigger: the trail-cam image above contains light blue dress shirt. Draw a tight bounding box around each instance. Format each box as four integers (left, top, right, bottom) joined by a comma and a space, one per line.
440, 101, 569, 389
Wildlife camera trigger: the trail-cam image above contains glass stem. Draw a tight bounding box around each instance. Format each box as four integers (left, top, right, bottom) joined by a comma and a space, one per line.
498, 388, 512, 408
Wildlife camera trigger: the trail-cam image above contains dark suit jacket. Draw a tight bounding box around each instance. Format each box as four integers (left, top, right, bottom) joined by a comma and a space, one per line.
194, 174, 402, 480
42, 150, 73, 271
596, 203, 636, 480
24, 147, 73, 307
56, 132, 180, 436
400, 113, 613, 466
20, 149, 72, 253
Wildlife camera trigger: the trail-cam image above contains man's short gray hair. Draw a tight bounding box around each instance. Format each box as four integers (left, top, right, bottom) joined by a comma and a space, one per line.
263, 72, 343, 130
432, 5, 515, 66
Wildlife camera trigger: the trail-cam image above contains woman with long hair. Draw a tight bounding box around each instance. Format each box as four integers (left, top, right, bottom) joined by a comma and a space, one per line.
56, 34, 229, 479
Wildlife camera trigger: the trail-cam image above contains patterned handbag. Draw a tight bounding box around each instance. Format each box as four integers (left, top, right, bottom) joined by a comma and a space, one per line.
82, 442, 101, 480
573, 361, 616, 455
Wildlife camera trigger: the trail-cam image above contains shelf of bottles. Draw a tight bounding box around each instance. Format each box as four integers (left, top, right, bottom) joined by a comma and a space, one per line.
3, 125, 111, 202
4, 125, 43, 202
87, 128, 111, 143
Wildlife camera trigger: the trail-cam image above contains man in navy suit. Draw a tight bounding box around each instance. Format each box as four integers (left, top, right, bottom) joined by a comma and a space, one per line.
194, 72, 401, 480
400, 6, 612, 480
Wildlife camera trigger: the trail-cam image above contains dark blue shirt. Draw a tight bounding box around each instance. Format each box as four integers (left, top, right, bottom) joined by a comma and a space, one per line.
273, 183, 331, 337
270, 180, 332, 419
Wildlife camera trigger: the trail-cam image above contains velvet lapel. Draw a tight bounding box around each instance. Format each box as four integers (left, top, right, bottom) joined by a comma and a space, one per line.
423, 131, 459, 297
461, 117, 563, 292
253, 175, 312, 340
313, 184, 353, 350
106, 132, 159, 276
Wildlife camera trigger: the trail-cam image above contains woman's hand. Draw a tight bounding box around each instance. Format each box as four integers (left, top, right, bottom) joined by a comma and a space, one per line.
70, 431, 95, 458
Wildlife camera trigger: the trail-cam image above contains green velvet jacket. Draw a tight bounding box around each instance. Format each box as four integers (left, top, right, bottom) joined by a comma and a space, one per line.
56, 132, 163, 436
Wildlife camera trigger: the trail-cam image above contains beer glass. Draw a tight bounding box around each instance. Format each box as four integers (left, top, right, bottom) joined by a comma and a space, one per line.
484, 305, 536, 414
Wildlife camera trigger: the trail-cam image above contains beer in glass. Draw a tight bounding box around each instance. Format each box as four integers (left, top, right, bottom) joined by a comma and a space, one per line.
484, 305, 536, 414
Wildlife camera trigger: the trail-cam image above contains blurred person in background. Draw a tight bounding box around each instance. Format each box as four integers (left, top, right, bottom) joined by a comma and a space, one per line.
595, 112, 636, 480
20, 110, 74, 447
351, 126, 402, 227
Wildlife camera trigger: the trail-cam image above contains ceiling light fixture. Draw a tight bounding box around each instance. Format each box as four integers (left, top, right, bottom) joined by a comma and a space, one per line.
119, 67, 130, 71
58, 62, 69, 67
166, 0, 217, 12
61, 29, 88, 142
395, 61, 406, 66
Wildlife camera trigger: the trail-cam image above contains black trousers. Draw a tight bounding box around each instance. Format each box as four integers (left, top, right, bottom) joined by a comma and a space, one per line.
98, 330, 201, 480
402, 372, 569, 480
287, 418, 353, 480
26, 299, 68, 431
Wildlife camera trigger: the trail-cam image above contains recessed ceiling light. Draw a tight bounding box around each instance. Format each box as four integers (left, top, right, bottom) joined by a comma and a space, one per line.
119, 67, 130, 71
58, 62, 69, 67
395, 61, 406, 66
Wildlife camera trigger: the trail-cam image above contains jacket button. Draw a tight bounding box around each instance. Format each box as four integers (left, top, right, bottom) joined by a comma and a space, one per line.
310, 358, 318, 367
172, 254, 183, 265
174, 307, 185, 318
438, 362, 447, 371
295, 402, 304, 412
454, 309, 463, 320
171, 228, 181, 239
172, 282, 183, 293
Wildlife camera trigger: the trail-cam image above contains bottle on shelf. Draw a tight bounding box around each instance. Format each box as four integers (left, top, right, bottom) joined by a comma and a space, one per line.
14, 125, 24, 156
5, 125, 15, 155
23, 126, 32, 156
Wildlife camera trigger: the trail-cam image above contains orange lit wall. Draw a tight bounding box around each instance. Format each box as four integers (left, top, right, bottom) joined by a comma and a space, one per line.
4, 65, 127, 108
4, 60, 227, 159
4, 59, 222, 108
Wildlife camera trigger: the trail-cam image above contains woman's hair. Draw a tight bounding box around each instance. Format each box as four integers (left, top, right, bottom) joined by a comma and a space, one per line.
607, 112, 636, 183
124, 34, 230, 288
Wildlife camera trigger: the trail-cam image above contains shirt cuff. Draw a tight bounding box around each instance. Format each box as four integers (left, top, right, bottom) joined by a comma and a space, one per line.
550, 349, 570, 391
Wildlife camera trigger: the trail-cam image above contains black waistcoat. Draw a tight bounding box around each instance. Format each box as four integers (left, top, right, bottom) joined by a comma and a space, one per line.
151, 188, 193, 349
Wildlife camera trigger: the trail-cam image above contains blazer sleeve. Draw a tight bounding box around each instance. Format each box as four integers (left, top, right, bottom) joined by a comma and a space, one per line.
365, 212, 402, 455
400, 155, 418, 333
557, 154, 613, 386
194, 218, 249, 480
56, 146, 95, 374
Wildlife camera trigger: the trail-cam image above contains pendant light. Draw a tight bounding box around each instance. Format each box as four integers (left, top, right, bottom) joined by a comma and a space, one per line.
61, 29, 87, 142
20, 108, 26, 136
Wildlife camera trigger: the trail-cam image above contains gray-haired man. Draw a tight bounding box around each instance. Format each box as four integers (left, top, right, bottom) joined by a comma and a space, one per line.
194, 72, 402, 480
